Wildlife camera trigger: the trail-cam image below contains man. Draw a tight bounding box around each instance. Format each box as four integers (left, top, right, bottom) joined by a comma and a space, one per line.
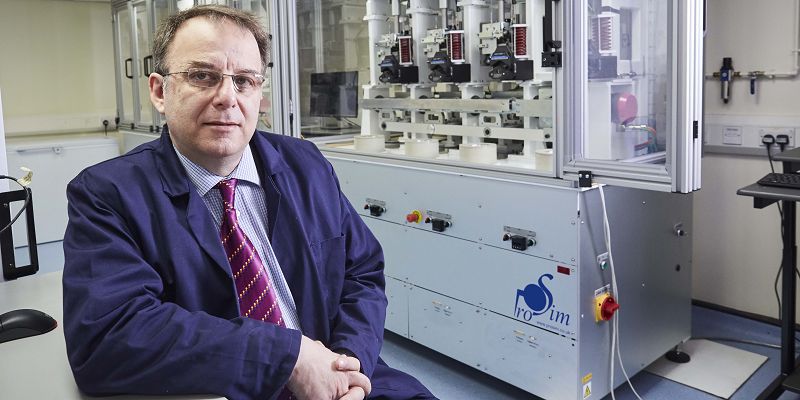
62, 5, 434, 400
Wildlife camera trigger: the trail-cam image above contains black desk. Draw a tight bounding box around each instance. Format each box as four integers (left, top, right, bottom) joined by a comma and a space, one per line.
738, 146, 800, 399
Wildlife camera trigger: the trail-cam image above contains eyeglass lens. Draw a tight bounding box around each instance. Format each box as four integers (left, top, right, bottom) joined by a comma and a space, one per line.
183, 69, 263, 92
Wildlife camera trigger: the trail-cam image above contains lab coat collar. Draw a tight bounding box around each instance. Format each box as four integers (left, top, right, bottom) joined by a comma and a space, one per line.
155, 125, 289, 198
154, 125, 289, 278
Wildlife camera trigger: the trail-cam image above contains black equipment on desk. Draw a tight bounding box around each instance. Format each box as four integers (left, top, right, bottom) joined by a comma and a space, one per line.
0, 180, 55, 345
0, 187, 38, 281
0, 308, 56, 344
757, 172, 800, 190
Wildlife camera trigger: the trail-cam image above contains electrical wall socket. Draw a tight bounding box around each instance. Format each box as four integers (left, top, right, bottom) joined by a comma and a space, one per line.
704, 115, 800, 156
758, 127, 795, 147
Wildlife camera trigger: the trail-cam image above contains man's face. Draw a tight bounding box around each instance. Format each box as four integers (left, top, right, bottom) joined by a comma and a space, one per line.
149, 17, 262, 168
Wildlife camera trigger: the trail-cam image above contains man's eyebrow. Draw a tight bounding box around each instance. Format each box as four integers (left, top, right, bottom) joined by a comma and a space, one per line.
184, 61, 261, 75
237, 68, 262, 75
185, 61, 217, 70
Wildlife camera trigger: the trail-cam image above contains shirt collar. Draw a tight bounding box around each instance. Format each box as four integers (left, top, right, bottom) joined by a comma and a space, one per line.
174, 144, 261, 196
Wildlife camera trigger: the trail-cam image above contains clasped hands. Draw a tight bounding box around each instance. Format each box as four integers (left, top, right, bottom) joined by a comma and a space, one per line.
287, 336, 371, 400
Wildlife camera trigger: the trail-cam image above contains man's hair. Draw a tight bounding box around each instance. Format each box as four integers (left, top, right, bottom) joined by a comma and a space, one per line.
152, 5, 270, 76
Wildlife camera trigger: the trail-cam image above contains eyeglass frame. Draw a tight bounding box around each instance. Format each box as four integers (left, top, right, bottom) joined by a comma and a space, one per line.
161, 68, 265, 94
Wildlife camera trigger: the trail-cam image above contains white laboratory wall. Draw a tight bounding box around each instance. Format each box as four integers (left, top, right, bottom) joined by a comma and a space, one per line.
694, 0, 800, 319
0, 0, 116, 136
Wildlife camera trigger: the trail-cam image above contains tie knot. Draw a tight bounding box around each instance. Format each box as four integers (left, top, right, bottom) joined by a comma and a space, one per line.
216, 178, 238, 208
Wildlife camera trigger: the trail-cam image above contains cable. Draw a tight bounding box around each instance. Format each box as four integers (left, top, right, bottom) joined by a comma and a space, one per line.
624, 124, 658, 154
764, 136, 783, 218
769, 135, 784, 318
775, 265, 782, 317
0, 174, 32, 235
599, 186, 645, 400
774, 262, 800, 319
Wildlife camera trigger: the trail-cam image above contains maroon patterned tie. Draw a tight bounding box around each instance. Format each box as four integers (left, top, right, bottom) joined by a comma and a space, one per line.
217, 179, 293, 399
217, 179, 284, 326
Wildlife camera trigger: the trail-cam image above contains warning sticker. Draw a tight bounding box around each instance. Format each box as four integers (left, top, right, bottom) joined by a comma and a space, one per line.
582, 373, 593, 385
582, 381, 592, 399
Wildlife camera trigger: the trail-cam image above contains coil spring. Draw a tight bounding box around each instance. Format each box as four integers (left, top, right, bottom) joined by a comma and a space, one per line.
597, 17, 613, 51
513, 25, 527, 57
399, 37, 412, 65
448, 32, 464, 62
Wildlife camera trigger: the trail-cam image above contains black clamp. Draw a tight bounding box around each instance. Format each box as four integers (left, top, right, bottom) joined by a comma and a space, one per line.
425, 217, 451, 232
0, 188, 38, 281
364, 204, 386, 217
503, 233, 535, 251
578, 170, 593, 188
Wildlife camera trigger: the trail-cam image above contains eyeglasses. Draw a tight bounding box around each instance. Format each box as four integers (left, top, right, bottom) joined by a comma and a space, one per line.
163, 68, 265, 94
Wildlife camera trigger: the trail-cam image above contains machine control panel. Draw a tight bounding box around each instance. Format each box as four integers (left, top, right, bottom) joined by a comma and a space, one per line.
505, 234, 534, 251
425, 210, 452, 232
364, 198, 387, 217
502, 226, 537, 251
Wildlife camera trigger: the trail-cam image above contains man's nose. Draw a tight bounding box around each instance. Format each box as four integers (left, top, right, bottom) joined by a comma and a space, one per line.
212, 76, 238, 109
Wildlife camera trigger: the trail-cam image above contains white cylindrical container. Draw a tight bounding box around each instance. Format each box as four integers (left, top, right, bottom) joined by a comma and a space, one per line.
405, 138, 440, 158
365, 0, 391, 85
353, 135, 386, 153
535, 148, 553, 171
459, 143, 497, 164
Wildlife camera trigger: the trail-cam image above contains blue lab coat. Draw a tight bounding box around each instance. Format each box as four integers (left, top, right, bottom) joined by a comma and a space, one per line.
62, 128, 433, 400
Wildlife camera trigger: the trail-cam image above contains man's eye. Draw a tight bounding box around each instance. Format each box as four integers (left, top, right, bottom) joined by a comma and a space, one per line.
233, 75, 255, 88
189, 71, 217, 82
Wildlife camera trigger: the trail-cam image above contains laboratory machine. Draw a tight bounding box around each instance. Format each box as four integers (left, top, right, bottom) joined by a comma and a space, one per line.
309, 1, 704, 399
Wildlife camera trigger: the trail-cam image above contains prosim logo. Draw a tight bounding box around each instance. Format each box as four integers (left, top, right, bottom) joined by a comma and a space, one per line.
514, 273, 570, 326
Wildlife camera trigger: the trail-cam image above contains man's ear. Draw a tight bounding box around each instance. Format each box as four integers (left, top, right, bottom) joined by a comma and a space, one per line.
149, 73, 166, 114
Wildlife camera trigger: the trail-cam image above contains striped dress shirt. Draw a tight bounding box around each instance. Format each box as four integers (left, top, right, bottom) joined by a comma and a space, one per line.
174, 144, 302, 331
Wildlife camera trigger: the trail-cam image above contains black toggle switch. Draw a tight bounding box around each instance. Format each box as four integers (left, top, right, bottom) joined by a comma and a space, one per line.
510, 235, 532, 251
431, 219, 450, 232
368, 205, 385, 217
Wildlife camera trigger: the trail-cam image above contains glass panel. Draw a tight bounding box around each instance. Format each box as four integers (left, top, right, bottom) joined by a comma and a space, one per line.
245, 1, 275, 133
135, 2, 153, 129
153, 1, 172, 36
297, 0, 368, 138
581, 0, 670, 165
152, 0, 172, 129
194, 0, 230, 6
176, 0, 194, 10
117, 7, 135, 125
309, 1, 556, 174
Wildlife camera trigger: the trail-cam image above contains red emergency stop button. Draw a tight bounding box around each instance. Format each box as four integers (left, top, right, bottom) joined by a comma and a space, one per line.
594, 293, 620, 322
406, 210, 422, 223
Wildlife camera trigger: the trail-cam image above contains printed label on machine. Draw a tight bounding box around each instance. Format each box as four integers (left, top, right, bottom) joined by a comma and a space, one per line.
582, 373, 592, 399
513, 272, 576, 337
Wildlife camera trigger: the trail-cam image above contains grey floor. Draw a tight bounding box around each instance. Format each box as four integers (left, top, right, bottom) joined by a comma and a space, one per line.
379, 305, 800, 400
